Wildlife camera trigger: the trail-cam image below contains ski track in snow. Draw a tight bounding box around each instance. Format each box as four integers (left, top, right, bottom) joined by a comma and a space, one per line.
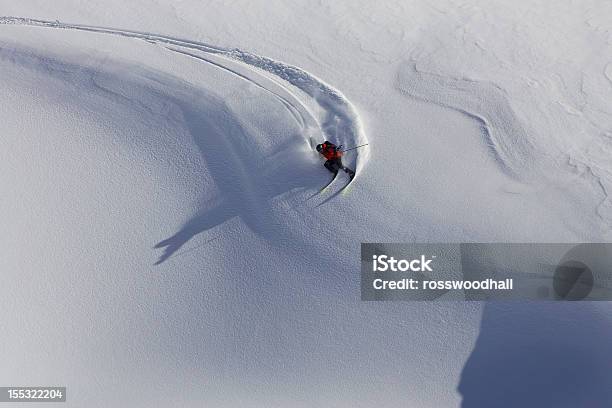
0, 16, 371, 264
164, 46, 309, 131
0, 16, 369, 173
397, 63, 536, 180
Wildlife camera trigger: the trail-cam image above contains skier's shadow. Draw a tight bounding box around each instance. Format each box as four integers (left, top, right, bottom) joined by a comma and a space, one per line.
458, 302, 612, 407
154, 89, 321, 265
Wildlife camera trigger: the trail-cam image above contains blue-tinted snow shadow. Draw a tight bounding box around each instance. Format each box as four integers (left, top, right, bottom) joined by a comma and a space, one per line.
153, 85, 322, 264
458, 302, 612, 407
2, 40, 335, 265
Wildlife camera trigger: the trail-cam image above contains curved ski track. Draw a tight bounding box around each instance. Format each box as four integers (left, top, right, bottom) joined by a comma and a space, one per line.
0, 16, 369, 173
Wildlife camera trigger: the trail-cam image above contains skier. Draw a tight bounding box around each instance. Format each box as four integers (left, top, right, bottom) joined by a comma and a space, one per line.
316, 140, 355, 178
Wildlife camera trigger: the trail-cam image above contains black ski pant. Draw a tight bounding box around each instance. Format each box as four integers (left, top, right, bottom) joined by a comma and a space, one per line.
324, 158, 353, 175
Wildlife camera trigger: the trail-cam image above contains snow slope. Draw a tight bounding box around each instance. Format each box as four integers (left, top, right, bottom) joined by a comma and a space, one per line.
1, 1, 612, 407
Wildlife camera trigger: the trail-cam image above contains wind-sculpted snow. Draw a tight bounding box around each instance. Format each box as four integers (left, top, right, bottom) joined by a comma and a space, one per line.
397, 63, 536, 180
0, 16, 369, 173
606, 63, 612, 87
397, 61, 612, 231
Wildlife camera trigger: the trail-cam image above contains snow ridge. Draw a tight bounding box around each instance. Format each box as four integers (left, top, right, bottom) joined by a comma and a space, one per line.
397, 63, 536, 180
0, 16, 369, 173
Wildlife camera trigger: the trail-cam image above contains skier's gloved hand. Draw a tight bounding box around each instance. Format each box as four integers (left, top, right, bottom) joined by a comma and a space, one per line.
336, 145, 343, 151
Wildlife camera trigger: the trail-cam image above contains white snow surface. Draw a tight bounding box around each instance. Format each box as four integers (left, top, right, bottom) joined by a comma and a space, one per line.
1, 1, 612, 407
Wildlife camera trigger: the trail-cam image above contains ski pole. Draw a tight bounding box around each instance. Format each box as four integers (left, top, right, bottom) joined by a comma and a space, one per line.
341, 143, 369, 152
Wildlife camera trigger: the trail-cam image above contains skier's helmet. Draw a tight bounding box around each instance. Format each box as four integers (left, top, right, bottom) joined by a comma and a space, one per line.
316, 144, 323, 152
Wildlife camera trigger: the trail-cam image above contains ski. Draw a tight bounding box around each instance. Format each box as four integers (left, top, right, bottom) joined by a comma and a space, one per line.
315, 171, 356, 206
308, 172, 339, 199
319, 172, 338, 193
340, 170, 356, 195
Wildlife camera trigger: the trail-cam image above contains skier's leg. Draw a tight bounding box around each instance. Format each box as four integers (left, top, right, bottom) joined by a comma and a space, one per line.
324, 160, 338, 175
338, 159, 355, 176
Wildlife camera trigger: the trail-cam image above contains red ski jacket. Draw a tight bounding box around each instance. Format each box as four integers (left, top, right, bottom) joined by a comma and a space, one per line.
321, 143, 343, 160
